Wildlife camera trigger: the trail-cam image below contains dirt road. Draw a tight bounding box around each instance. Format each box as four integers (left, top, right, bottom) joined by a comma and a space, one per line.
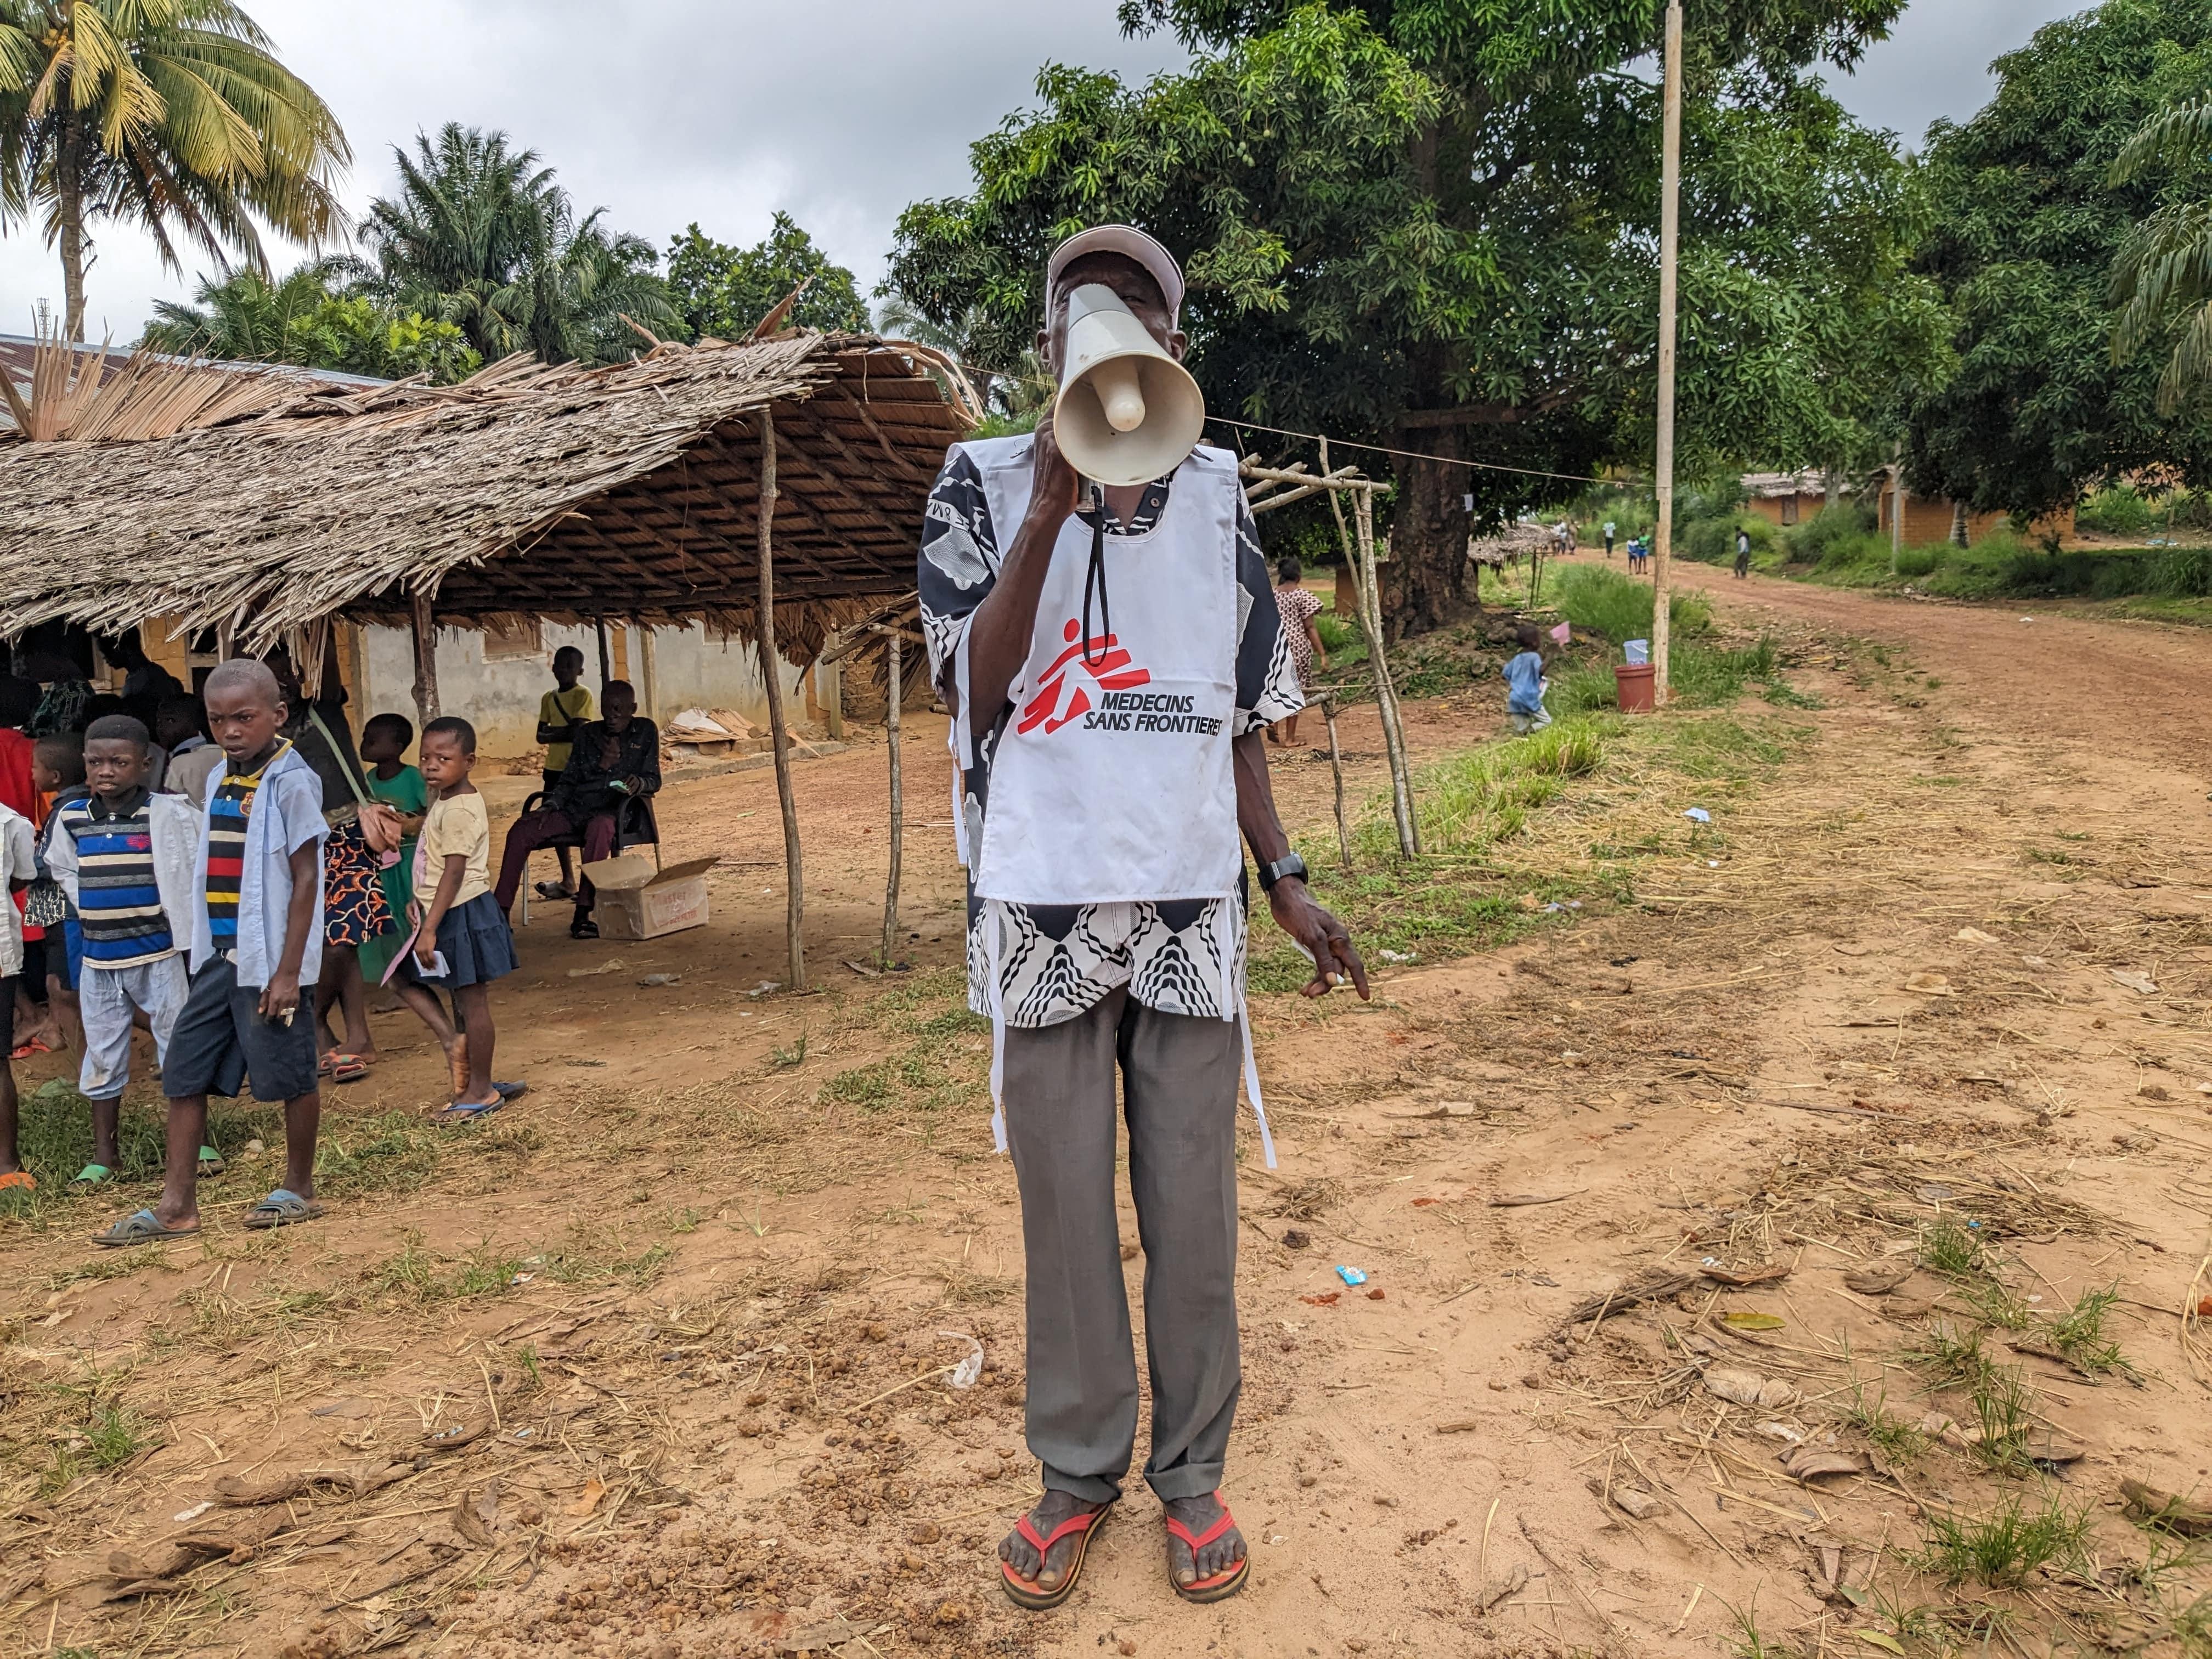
4, 578, 2211, 1659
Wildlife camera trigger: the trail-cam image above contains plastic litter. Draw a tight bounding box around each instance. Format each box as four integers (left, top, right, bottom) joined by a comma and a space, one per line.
1624, 639, 1650, 665
1378, 949, 1418, 964
172, 1500, 212, 1523
1336, 1265, 1368, 1286
1684, 808, 1712, 823
937, 1330, 985, 1390
1549, 621, 1572, 645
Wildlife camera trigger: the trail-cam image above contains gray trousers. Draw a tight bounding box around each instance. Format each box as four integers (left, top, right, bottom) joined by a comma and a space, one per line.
1002, 986, 1243, 1504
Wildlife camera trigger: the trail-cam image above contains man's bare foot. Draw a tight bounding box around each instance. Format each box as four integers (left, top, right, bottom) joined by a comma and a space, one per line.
1163, 1491, 1247, 1596
998, 1490, 1108, 1593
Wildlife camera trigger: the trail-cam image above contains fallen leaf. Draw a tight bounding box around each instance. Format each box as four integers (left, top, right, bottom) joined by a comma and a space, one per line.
2121, 1479, 2212, 1537
451, 1488, 494, 1548
564, 1479, 606, 1517
1720, 1311, 1786, 1331
1705, 1368, 1797, 1408
1954, 927, 1999, 946
1858, 1632, 1906, 1655
1366, 1288, 1386, 1301
1843, 1261, 1916, 1295
1411, 1197, 1440, 1207
2109, 969, 2159, 996
1299, 1293, 1341, 1307
1489, 1190, 1585, 1207
1903, 972, 1953, 996
1833, 943, 1871, 957
1781, 1448, 1869, 1482
1477, 1562, 1530, 1610
1703, 1262, 1789, 1288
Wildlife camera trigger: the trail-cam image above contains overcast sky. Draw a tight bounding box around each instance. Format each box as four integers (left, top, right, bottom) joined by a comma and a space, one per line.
0, 0, 2095, 342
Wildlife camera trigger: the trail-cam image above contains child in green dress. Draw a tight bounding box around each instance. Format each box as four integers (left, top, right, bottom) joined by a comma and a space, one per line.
357, 714, 429, 985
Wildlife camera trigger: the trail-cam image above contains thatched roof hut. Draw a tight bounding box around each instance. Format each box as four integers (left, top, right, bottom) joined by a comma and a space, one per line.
0, 331, 976, 655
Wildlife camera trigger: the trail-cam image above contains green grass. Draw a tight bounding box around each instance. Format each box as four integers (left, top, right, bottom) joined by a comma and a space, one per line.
1905, 1319, 1985, 1382
1918, 1218, 1983, 1278
2175, 1590, 2212, 1659
1370, 719, 1605, 857
1922, 1489, 2091, 1587
2043, 1285, 2132, 1378
1553, 561, 1712, 643
1966, 1362, 2036, 1474
821, 977, 990, 1116
1843, 1371, 1928, 1465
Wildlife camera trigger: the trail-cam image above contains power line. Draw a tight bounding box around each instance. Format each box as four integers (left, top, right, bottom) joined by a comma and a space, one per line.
949, 357, 1605, 487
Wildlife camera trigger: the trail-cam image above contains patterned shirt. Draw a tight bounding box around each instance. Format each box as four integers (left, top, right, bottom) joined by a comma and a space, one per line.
206, 741, 289, 952
919, 443, 1303, 1028
57, 788, 172, 967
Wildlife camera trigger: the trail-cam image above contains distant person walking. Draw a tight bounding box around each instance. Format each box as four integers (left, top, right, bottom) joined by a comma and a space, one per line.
1734, 527, 1752, 579
1268, 558, 1328, 747
1603, 519, 1616, 559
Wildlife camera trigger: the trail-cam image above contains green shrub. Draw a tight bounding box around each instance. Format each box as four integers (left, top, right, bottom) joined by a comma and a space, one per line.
1380, 717, 1606, 855
1553, 563, 1710, 642
1314, 608, 1362, 654
1892, 544, 1943, 578
2148, 544, 2212, 596
1681, 514, 1775, 566
1782, 503, 1878, 566
2076, 483, 2155, 537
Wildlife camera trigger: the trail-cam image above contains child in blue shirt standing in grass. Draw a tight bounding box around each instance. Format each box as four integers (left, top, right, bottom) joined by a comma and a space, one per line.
1504, 624, 1552, 735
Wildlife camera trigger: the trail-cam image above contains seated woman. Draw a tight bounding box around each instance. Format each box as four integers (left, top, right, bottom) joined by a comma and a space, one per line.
492, 680, 659, 939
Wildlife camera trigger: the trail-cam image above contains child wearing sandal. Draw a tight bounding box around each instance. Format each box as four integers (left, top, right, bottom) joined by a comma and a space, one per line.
94, 660, 327, 1247
45, 715, 198, 1195
392, 718, 518, 1121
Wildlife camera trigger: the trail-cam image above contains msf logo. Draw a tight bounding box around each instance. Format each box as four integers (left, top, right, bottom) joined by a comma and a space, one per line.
1017, 619, 1152, 736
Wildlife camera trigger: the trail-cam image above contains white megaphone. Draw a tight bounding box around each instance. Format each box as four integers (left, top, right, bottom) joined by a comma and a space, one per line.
1053, 283, 1206, 488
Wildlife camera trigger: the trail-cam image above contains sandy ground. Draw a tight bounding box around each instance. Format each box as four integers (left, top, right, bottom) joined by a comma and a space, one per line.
3, 568, 2211, 1659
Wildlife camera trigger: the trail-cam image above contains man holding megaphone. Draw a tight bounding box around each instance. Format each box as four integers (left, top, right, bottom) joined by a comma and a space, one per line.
917, 225, 1368, 1612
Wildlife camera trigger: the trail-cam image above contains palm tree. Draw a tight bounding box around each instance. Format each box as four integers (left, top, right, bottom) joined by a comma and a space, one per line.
0, 0, 349, 341
356, 123, 680, 366
2111, 95, 2212, 413
140, 257, 341, 358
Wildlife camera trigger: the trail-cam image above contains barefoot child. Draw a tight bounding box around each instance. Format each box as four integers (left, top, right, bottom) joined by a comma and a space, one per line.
393, 718, 519, 1121
0, 798, 40, 1194
94, 660, 328, 1246
44, 715, 197, 1194
532, 647, 593, 903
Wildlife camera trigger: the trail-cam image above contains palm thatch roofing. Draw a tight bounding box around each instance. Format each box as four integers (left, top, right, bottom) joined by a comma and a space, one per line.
0, 331, 977, 656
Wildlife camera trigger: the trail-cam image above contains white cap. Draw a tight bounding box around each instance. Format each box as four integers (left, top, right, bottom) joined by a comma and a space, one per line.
1046, 224, 1184, 324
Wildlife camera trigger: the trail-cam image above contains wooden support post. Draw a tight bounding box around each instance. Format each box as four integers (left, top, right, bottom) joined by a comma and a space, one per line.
1322, 697, 1352, 873
409, 592, 439, 724
818, 659, 844, 740
1325, 449, 1417, 857
1891, 439, 1905, 565
216, 618, 236, 662
756, 409, 805, 992
881, 630, 902, 968
594, 617, 612, 693
1651, 0, 1685, 704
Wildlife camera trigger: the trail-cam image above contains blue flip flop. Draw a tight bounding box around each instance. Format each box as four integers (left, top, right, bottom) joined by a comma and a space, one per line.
431, 1096, 504, 1124
93, 1209, 200, 1247
242, 1188, 324, 1229
492, 1081, 529, 1101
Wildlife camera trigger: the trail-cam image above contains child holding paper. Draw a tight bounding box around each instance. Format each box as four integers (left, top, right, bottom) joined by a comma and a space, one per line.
388, 718, 520, 1121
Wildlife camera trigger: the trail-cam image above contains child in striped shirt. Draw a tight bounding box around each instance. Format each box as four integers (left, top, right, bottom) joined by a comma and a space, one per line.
93, 661, 328, 1247
46, 715, 198, 1192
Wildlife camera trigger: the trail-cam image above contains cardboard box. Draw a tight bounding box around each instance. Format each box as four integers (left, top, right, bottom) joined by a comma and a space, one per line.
580, 852, 719, 940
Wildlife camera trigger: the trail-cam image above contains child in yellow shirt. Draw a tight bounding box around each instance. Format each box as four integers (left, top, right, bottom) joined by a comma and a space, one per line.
390, 717, 520, 1120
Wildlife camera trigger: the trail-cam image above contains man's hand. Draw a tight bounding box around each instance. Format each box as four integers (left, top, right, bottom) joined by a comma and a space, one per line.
259, 969, 303, 1023
1025, 401, 1082, 531
1266, 878, 1368, 1000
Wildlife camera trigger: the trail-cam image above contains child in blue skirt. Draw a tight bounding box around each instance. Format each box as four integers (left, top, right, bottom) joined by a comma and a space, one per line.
392, 717, 520, 1121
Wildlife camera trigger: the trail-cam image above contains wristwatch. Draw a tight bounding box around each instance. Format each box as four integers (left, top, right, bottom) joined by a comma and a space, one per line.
1257, 852, 1308, 892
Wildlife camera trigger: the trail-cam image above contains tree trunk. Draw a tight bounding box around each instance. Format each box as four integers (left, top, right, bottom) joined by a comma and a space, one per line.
1381, 117, 1478, 641
1950, 499, 1970, 549
58, 126, 88, 343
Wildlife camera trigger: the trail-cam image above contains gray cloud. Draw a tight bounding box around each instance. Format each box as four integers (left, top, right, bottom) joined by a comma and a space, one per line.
0, 1, 2102, 341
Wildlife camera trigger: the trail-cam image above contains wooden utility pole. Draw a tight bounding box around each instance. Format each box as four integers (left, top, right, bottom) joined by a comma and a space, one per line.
594, 617, 612, 693
409, 591, 439, 724
755, 409, 805, 991
1651, 0, 1685, 704
881, 630, 904, 967
1891, 439, 1905, 564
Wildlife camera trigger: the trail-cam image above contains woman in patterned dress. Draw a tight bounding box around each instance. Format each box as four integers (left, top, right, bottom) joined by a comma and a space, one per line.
1268, 556, 1328, 746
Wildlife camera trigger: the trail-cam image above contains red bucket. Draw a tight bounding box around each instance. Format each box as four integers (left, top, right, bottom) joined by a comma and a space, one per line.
1615, 662, 1656, 713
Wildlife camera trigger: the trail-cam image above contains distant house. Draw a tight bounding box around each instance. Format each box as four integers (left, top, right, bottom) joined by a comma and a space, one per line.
1740, 471, 2074, 547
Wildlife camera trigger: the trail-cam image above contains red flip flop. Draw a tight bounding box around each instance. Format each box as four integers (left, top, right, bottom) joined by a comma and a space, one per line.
1165, 1492, 1250, 1604
999, 1502, 1111, 1611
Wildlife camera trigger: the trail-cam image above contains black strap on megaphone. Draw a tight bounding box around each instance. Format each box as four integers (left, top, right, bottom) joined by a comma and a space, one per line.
1081, 481, 1111, 671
